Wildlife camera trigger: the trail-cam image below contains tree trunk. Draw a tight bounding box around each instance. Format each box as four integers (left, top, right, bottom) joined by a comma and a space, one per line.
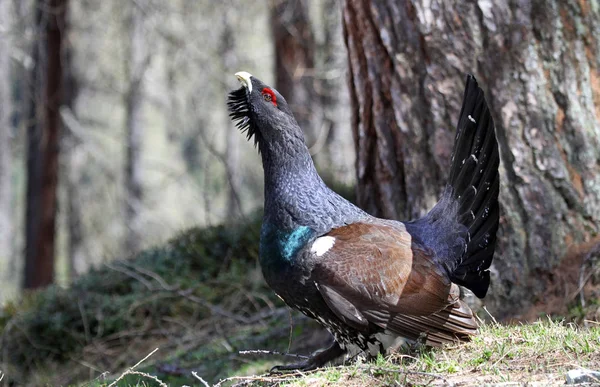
124, 1, 147, 256
271, 0, 318, 143
0, 0, 14, 300
165, 43, 180, 143
61, 12, 84, 279
343, 0, 600, 319
221, 10, 242, 220
24, 0, 68, 289
313, 0, 343, 179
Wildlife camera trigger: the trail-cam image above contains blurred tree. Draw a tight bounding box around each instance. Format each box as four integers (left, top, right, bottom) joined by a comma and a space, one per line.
319, 0, 339, 136
164, 42, 181, 143
24, 0, 69, 289
271, 0, 318, 143
221, 7, 242, 219
312, 0, 346, 179
61, 12, 83, 279
343, 0, 600, 318
0, 0, 14, 298
124, 0, 149, 256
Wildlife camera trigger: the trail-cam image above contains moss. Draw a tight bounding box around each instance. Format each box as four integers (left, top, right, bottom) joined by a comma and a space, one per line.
0, 213, 264, 378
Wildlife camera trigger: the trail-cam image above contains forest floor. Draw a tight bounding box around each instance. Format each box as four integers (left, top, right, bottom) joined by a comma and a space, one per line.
83, 319, 600, 387
1, 216, 599, 386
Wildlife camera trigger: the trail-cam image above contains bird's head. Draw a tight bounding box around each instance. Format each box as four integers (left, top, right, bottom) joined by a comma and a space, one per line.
228, 71, 304, 154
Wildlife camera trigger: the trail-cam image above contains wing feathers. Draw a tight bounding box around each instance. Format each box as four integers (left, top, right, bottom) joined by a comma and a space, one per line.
312, 221, 477, 347
315, 222, 450, 316
317, 283, 370, 331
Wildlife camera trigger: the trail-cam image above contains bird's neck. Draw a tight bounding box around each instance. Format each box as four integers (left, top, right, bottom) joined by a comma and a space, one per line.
261, 141, 327, 228
260, 138, 368, 229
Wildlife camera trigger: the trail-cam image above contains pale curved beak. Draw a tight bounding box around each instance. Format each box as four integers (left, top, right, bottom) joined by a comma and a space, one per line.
235, 71, 253, 93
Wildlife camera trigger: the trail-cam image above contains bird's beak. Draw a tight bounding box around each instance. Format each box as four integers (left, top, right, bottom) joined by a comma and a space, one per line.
235, 71, 253, 93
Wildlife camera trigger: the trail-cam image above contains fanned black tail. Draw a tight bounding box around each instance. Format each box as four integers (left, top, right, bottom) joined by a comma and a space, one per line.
406, 75, 499, 298
446, 75, 499, 297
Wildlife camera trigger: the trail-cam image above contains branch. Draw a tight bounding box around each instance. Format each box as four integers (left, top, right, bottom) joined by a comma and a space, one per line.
59, 106, 119, 181
191, 371, 211, 387
308, 120, 332, 156
238, 349, 309, 360
107, 348, 164, 387
213, 363, 450, 387
105, 261, 253, 324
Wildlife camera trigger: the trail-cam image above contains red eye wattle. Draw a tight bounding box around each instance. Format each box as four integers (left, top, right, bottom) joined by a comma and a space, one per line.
261, 88, 277, 106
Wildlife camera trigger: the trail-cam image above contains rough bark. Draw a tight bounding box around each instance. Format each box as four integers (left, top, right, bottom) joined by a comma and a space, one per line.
24, 0, 68, 289
0, 0, 14, 299
271, 0, 318, 143
343, 0, 600, 319
124, 1, 148, 256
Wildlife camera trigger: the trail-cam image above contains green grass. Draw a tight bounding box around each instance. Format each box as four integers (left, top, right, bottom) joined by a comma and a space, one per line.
206, 319, 600, 387
77, 319, 600, 386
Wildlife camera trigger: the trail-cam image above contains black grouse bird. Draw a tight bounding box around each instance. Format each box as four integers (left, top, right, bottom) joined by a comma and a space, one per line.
228, 71, 499, 370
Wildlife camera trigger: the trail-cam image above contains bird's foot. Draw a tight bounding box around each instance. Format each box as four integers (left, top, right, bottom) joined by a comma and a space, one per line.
270, 342, 345, 373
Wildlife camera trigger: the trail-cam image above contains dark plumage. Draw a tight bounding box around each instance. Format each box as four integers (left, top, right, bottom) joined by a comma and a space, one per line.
227, 71, 500, 370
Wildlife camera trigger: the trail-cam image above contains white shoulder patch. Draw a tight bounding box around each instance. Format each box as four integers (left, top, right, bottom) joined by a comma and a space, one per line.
311, 236, 336, 257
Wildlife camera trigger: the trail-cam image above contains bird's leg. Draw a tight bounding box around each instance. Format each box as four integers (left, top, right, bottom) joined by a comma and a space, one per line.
270, 341, 346, 372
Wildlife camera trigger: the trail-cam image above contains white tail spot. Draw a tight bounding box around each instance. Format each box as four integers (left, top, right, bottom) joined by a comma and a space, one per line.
468, 115, 476, 123
311, 236, 336, 256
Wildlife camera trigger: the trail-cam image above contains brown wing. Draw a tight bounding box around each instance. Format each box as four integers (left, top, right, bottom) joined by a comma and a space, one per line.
312, 222, 477, 345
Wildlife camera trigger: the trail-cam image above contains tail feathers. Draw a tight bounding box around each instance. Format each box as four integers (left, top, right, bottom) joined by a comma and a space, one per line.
446, 75, 500, 298
379, 299, 478, 347
407, 75, 499, 299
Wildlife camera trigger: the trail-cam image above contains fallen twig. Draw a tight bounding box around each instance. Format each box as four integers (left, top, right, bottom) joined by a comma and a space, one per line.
192, 371, 211, 387
107, 347, 165, 387
238, 349, 309, 360
483, 306, 498, 325
213, 363, 450, 387
124, 371, 168, 386
362, 365, 450, 385
215, 371, 308, 387
178, 289, 250, 324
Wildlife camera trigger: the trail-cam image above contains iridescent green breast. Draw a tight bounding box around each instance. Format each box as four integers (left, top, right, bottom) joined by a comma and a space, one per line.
260, 223, 315, 270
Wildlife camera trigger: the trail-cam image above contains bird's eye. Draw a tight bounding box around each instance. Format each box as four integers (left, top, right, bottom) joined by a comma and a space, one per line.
261, 88, 277, 106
